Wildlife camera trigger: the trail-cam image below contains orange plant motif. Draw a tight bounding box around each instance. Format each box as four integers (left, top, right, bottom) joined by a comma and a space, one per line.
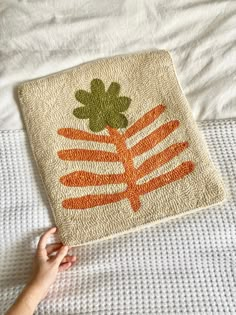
57, 79, 194, 212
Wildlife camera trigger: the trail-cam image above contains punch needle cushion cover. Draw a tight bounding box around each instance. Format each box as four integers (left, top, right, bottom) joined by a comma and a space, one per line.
18, 50, 225, 246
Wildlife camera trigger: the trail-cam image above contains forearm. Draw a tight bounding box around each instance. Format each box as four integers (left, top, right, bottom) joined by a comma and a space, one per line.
6, 283, 41, 315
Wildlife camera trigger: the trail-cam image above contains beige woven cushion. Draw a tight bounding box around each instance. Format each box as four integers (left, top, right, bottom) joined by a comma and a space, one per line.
18, 50, 225, 246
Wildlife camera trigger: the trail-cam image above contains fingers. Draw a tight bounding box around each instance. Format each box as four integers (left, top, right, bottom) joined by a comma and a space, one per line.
59, 253, 77, 272
46, 243, 63, 255
46, 244, 76, 264
59, 262, 73, 272
58, 256, 76, 272
38, 227, 57, 250
54, 245, 69, 265
61, 255, 77, 264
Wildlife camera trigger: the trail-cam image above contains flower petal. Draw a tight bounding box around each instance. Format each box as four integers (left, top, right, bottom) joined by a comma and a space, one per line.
114, 96, 131, 112
73, 106, 90, 119
89, 114, 107, 132
75, 90, 94, 105
91, 79, 105, 95
107, 82, 120, 96
106, 112, 128, 129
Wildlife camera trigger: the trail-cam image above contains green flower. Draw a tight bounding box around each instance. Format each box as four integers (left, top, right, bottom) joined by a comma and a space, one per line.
73, 78, 131, 132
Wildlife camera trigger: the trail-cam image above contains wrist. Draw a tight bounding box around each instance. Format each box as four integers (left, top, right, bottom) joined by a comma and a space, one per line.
5, 283, 42, 315
22, 282, 44, 307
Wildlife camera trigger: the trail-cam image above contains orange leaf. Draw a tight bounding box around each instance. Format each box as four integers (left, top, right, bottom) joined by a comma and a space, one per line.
57, 149, 120, 162
60, 171, 126, 186
58, 128, 111, 143
124, 104, 165, 138
62, 191, 126, 209
131, 120, 180, 157
58, 104, 194, 213
137, 142, 189, 179
138, 161, 195, 195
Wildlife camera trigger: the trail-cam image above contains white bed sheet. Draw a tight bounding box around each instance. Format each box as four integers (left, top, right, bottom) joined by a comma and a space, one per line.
0, 0, 235, 130
1, 120, 236, 314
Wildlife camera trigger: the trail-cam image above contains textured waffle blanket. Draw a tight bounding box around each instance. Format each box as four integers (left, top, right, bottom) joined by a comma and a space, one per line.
17, 50, 225, 246
0, 120, 235, 314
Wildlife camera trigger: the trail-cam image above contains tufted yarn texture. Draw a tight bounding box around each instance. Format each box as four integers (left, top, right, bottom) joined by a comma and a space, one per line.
0, 120, 235, 314
17, 50, 225, 246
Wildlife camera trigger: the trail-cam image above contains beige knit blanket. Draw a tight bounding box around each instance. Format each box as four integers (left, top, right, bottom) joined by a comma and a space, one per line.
18, 50, 225, 246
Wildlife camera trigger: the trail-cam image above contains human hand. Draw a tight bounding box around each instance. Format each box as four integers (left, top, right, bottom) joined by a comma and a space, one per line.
27, 227, 76, 302
6, 227, 77, 315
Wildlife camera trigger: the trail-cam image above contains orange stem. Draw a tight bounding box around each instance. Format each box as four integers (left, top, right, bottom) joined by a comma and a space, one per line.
107, 126, 141, 211
137, 161, 195, 195
60, 170, 126, 186
137, 142, 189, 179
131, 120, 180, 157
57, 149, 119, 162
124, 104, 165, 138
58, 128, 111, 143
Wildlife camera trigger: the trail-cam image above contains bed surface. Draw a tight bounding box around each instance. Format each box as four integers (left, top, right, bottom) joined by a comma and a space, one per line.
0, 119, 236, 314
0, 0, 236, 130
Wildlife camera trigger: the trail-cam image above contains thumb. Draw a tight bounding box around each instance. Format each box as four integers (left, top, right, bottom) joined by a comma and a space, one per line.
54, 245, 69, 265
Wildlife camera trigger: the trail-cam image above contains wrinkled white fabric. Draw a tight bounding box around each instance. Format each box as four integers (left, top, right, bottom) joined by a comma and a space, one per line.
0, 119, 236, 314
0, 0, 235, 130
